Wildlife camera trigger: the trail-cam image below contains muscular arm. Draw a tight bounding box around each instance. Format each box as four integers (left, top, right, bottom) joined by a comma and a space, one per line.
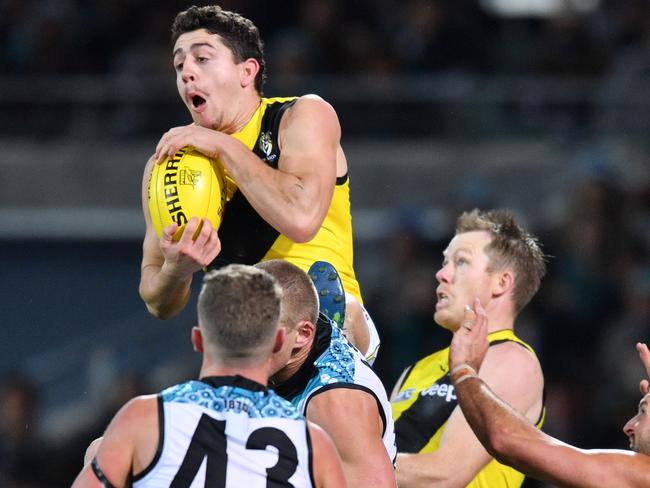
455, 377, 650, 488
219, 95, 339, 242
139, 157, 221, 319
72, 396, 159, 487
396, 343, 544, 487
154, 95, 341, 243
140, 96, 341, 317
447, 305, 650, 488
307, 388, 396, 487
308, 422, 348, 488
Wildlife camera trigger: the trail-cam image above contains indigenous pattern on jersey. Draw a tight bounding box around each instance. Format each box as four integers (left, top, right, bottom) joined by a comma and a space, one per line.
274, 314, 397, 463
132, 375, 314, 488
391, 329, 545, 488
207, 96, 362, 302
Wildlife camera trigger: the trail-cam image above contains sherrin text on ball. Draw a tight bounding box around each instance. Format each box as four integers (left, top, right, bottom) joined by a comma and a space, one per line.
148, 147, 226, 241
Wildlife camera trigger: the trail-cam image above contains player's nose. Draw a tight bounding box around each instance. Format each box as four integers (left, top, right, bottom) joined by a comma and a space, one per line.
182, 63, 197, 83
435, 264, 451, 284
623, 415, 637, 438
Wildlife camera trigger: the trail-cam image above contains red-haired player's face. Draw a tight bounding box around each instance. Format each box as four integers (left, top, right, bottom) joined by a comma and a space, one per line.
172, 29, 244, 131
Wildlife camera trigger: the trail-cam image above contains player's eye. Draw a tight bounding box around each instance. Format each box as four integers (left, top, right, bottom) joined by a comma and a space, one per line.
175, 62, 184, 71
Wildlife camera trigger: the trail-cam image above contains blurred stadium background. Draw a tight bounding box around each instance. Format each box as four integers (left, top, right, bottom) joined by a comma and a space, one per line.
1, 0, 649, 486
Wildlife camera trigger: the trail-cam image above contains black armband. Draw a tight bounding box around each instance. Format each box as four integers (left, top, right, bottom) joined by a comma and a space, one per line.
91, 457, 118, 488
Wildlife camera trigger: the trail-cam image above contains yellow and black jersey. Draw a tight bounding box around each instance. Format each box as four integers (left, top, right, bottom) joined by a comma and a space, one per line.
208, 96, 362, 302
391, 329, 545, 488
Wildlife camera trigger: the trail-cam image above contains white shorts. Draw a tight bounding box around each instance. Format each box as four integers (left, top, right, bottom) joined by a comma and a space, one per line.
346, 292, 381, 365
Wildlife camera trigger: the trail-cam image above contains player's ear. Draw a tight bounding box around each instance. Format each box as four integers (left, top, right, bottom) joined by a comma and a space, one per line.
272, 327, 286, 354
240, 58, 259, 88
191, 326, 204, 353
294, 320, 315, 348
492, 270, 514, 299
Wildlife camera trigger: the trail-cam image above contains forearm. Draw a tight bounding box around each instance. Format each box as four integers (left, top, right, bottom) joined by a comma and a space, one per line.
139, 263, 192, 319
454, 375, 565, 483
340, 445, 396, 488
453, 376, 528, 459
219, 136, 326, 242
343, 462, 395, 488
456, 377, 650, 488
396, 452, 462, 488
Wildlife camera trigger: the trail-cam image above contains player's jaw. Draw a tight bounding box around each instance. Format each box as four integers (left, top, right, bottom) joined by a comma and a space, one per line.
434, 287, 461, 330
628, 433, 636, 451
623, 403, 650, 455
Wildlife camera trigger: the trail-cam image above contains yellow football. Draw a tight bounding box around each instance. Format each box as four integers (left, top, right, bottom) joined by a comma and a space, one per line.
147, 147, 226, 241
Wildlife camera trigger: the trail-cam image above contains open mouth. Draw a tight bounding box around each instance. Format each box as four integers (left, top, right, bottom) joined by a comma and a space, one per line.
191, 95, 206, 109
436, 291, 449, 308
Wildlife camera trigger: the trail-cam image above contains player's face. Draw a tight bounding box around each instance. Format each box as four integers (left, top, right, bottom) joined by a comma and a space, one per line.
624, 394, 650, 454
172, 29, 244, 130
434, 231, 494, 331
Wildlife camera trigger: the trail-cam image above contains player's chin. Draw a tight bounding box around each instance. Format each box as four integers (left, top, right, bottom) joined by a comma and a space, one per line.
190, 113, 209, 127
186, 108, 209, 126
433, 311, 456, 332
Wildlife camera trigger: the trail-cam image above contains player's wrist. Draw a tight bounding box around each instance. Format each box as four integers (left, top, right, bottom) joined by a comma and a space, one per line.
453, 372, 480, 386
160, 260, 196, 282
449, 362, 477, 377
449, 363, 478, 385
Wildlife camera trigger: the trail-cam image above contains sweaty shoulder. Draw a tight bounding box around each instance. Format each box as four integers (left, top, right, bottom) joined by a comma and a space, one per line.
114, 395, 160, 470
307, 386, 382, 427
113, 395, 159, 440
280, 95, 340, 141
482, 340, 544, 422
488, 339, 542, 376
291, 94, 338, 117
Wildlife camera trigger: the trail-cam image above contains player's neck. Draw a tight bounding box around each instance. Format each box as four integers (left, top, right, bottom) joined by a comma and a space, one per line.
199, 359, 270, 387
224, 93, 262, 135
273, 339, 313, 383
486, 309, 515, 333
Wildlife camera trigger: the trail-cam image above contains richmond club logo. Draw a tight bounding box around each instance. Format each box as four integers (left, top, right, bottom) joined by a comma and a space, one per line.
259, 131, 276, 162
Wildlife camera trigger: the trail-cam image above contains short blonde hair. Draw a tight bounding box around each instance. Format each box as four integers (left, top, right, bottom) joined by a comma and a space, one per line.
255, 260, 319, 330
456, 209, 547, 314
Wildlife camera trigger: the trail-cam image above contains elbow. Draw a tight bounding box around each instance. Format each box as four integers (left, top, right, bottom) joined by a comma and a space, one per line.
283, 216, 320, 243
139, 288, 176, 320
486, 426, 516, 464
145, 302, 175, 320
144, 300, 179, 320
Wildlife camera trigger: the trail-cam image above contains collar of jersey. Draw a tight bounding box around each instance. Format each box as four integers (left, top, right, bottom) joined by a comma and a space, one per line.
230, 99, 268, 150
272, 314, 332, 400
199, 374, 267, 392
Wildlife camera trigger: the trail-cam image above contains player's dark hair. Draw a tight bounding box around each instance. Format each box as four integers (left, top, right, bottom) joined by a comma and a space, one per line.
171, 5, 266, 94
456, 209, 547, 314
